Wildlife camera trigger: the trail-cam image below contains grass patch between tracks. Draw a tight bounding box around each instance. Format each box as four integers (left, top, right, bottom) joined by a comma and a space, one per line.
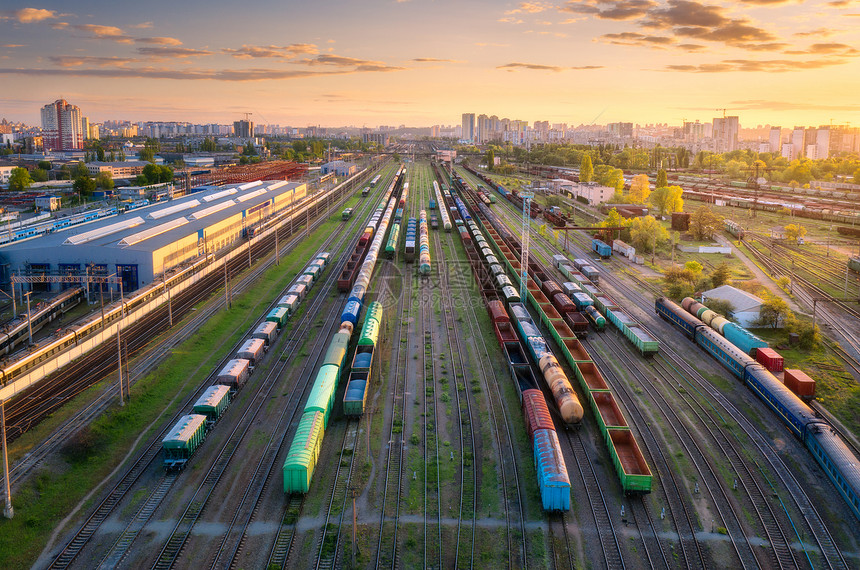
0, 192, 368, 570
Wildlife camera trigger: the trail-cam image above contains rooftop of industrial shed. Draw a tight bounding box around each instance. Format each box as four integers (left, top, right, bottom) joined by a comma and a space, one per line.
0, 180, 305, 255
701, 284, 764, 313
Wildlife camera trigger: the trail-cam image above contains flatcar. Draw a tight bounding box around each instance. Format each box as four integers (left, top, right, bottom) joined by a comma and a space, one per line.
656, 297, 860, 521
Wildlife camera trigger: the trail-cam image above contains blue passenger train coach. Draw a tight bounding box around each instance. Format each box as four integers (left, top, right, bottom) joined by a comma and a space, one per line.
656, 297, 860, 521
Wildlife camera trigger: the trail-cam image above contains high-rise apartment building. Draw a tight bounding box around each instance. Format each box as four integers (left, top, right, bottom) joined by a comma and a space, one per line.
40, 99, 84, 150
712, 116, 739, 152
233, 119, 254, 139
461, 113, 475, 143
607, 122, 633, 138
769, 127, 781, 153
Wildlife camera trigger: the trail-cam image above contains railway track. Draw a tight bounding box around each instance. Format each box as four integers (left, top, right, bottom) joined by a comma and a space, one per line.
6, 167, 384, 445
47, 170, 392, 570
373, 258, 412, 569
415, 164, 443, 569
478, 173, 852, 568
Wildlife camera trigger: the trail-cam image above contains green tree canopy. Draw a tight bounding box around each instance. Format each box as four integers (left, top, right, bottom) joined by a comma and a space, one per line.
95, 171, 114, 190
7, 167, 32, 192
628, 174, 651, 204
37, 160, 52, 171
784, 223, 807, 242
656, 168, 667, 188
650, 185, 684, 215
31, 168, 49, 182
757, 294, 791, 329
688, 206, 723, 240
139, 146, 155, 163
709, 262, 732, 288
486, 148, 495, 171
580, 154, 593, 183
629, 215, 668, 253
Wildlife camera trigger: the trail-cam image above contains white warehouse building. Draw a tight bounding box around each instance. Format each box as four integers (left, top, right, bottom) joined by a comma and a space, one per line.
0, 180, 307, 293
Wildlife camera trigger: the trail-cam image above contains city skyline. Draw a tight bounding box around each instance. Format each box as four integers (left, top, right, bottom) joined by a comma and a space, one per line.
1, 1, 859, 127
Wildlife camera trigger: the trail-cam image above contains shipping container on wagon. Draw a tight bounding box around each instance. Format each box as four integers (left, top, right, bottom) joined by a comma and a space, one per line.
252, 321, 278, 346
533, 429, 571, 511
236, 338, 266, 367
783, 369, 816, 401
162, 414, 208, 471
283, 410, 325, 493
756, 347, 784, 373
217, 358, 251, 389
192, 384, 231, 425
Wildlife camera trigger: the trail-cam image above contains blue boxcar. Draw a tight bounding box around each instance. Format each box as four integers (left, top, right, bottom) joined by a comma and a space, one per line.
533, 428, 571, 511
591, 239, 612, 258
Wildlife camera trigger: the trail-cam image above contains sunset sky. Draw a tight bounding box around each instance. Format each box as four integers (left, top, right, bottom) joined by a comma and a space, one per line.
1, 1, 859, 128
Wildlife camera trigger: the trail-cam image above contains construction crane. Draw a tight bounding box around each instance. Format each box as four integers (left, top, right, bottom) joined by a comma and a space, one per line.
520, 191, 533, 302
243, 112, 252, 121
715, 108, 730, 118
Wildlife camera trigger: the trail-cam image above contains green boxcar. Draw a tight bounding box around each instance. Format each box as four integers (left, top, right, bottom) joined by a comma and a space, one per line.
283, 410, 325, 493
324, 332, 350, 369
266, 307, 289, 327
305, 364, 339, 427
303, 264, 321, 283
192, 385, 231, 424
606, 428, 652, 494
359, 301, 383, 347
162, 414, 208, 471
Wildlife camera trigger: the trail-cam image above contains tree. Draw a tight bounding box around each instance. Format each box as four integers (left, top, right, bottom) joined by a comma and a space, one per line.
580, 154, 593, 183
704, 297, 734, 318
486, 148, 495, 171
854, 167, 860, 185
73, 174, 96, 197
595, 165, 624, 192
629, 215, 668, 253
688, 205, 722, 240
709, 262, 732, 288
7, 167, 32, 191
757, 295, 791, 329
95, 171, 114, 190
31, 168, 49, 182
628, 174, 651, 204
663, 266, 697, 299
656, 168, 667, 188
97, 146, 106, 162
650, 185, 684, 215
684, 260, 703, 282
38, 160, 52, 171
139, 146, 155, 163
784, 223, 807, 242
201, 137, 217, 152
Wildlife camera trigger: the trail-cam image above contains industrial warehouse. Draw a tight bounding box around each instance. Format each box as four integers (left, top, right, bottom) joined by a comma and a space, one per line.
0, 180, 307, 292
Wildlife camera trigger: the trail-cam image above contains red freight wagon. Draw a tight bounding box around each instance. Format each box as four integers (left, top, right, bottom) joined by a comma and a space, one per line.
755, 347, 784, 372
783, 369, 815, 401
486, 300, 508, 324
522, 389, 554, 443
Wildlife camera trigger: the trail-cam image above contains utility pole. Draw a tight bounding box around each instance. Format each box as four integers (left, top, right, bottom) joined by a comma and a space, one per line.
520, 192, 533, 302
163, 274, 173, 327
1, 400, 12, 518
275, 228, 280, 266
24, 291, 33, 346
117, 330, 125, 406
224, 262, 231, 309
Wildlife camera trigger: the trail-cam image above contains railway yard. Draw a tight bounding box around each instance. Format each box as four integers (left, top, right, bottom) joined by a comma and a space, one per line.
2, 157, 860, 570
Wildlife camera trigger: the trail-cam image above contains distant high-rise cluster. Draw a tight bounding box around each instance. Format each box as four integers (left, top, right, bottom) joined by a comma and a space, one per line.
233, 119, 254, 139
40, 99, 84, 151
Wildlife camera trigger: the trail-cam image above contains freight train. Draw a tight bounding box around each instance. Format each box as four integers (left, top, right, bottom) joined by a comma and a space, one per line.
656, 297, 860, 521
162, 251, 330, 472
284, 168, 402, 494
